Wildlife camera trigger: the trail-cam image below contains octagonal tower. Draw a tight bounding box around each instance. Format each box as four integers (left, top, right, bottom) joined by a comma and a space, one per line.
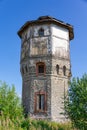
18, 16, 74, 122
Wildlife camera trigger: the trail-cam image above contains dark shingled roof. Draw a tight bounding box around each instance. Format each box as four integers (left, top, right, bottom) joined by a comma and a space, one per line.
17, 16, 74, 40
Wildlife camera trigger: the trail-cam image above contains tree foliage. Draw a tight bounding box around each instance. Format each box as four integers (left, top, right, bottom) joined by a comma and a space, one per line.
65, 74, 87, 130
0, 81, 23, 122
0, 81, 75, 130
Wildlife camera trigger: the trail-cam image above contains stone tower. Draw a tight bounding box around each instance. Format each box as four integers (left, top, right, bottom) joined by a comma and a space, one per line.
18, 16, 74, 122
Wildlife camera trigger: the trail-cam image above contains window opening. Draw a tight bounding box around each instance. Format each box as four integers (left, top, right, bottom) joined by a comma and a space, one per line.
38, 28, 44, 36
38, 94, 44, 110
36, 62, 45, 76
38, 65, 44, 74
35, 92, 46, 112
22, 67, 24, 74
25, 65, 28, 73
56, 64, 59, 75
63, 66, 66, 76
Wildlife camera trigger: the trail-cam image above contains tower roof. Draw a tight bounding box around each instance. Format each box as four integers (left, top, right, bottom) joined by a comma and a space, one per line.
17, 16, 74, 40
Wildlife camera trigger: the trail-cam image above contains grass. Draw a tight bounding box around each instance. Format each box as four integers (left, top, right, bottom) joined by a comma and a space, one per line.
0, 117, 77, 130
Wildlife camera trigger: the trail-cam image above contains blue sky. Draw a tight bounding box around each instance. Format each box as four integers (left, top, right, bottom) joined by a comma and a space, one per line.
0, 0, 87, 96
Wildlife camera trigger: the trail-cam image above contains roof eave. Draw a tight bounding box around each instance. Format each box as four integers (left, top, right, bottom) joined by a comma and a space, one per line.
17, 19, 74, 40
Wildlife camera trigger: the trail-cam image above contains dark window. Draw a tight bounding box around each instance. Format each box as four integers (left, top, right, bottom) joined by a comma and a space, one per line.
37, 94, 45, 111
25, 65, 28, 73
38, 28, 44, 36
36, 62, 45, 76
35, 92, 46, 112
56, 64, 59, 75
22, 67, 24, 74
38, 65, 44, 73
63, 66, 66, 76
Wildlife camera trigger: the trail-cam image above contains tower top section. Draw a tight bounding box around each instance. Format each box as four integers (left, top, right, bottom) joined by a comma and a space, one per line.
17, 16, 74, 40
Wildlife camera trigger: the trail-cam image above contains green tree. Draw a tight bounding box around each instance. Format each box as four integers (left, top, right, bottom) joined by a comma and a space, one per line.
0, 81, 23, 123
64, 74, 87, 130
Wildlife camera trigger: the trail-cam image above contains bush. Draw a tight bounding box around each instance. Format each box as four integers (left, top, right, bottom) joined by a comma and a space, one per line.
64, 74, 87, 130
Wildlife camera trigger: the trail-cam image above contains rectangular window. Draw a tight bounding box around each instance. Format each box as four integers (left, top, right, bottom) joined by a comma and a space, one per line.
37, 94, 45, 111
38, 65, 44, 74
36, 62, 46, 76
38, 28, 44, 36
35, 92, 46, 112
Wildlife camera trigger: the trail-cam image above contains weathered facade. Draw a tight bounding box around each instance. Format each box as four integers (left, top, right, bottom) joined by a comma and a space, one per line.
18, 16, 74, 122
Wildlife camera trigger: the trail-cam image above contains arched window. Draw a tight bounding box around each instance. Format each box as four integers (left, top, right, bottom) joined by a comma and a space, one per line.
36, 62, 46, 76
25, 65, 28, 73
56, 64, 59, 75
22, 67, 24, 75
38, 28, 44, 36
63, 66, 66, 76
